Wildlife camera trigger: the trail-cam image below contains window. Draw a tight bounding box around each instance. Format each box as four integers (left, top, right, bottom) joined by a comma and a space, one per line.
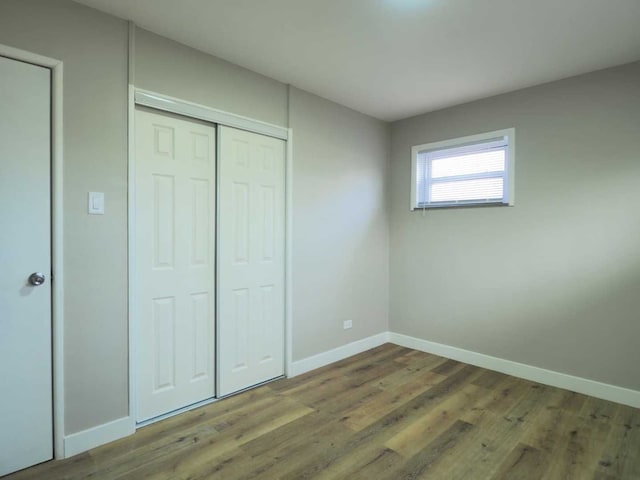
410, 128, 515, 210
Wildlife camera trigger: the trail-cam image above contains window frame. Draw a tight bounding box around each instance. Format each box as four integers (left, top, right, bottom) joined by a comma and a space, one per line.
410, 128, 515, 210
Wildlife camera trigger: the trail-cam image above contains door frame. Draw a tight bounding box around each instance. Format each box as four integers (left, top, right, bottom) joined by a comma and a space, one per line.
128, 90, 293, 424
0, 44, 65, 459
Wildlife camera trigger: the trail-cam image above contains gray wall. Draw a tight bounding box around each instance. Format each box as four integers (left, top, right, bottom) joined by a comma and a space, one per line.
389, 62, 640, 391
0, 0, 129, 434
133, 34, 391, 361
3, 0, 637, 445
0, 0, 391, 437
289, 87, 390, 360
134, 28, 288, 126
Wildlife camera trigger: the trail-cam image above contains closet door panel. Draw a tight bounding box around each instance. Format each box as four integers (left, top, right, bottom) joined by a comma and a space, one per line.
218, 126, 285, 396
135, 108, 216, 421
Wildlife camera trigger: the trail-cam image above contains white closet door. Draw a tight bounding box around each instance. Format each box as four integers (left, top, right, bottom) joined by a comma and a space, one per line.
135, 108, 216, 421
218, 126, 285, 396
0, 55, 52, 477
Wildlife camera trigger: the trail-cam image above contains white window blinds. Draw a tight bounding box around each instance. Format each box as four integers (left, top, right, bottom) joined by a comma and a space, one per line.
412, 131, 513, 209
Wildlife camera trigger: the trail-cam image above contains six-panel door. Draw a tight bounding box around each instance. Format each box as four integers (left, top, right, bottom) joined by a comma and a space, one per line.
217, 126, 286, 396
135, 108, 217, 421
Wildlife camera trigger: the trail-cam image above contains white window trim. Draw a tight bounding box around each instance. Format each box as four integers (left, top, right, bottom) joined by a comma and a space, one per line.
410, 128, 516, 210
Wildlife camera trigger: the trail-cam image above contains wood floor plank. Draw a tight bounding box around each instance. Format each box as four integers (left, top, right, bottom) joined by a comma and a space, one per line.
536, 395, 612, 480
472, 369, 511, 389
92, 391, 284, 479
342, 447, 405, 480
237, 412, 355, 479
278, 364, 481, 480
391, 419, 475, 479
343, 369, 445, 431
441, 383, 557, 479
392, 349, 450, 370
269, 344, 407, 395
490, 443, 549, 480
385, 383, 483, 457
430, 358, 465, 376
114, 398, 313, 480
376, 364, 446, 392
594, 403, 640, 479
5, 343, 640, 480
458, 375, 532, 424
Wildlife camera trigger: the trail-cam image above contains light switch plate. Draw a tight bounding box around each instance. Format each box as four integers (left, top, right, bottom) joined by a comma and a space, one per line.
88, 192, 105, 215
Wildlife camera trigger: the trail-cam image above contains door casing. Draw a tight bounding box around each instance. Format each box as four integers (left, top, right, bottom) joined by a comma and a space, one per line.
0, 44, 64, 458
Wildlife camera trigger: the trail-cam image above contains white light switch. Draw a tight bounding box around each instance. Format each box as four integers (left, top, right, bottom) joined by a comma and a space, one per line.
88, 192, 105, 215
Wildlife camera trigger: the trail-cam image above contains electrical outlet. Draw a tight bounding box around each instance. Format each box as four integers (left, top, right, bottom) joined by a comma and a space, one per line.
343, 319, 353, 330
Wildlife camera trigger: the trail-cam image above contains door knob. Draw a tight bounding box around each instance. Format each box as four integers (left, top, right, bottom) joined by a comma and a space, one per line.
28, 272, 46, 286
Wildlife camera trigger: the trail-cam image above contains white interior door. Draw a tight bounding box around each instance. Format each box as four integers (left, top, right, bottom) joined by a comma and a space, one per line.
218, 126, 285, 396
135, 108, 216, 422
0, 56, 52, 476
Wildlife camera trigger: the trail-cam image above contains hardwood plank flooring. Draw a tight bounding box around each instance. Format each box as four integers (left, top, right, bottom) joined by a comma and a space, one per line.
6, 344, 640, 479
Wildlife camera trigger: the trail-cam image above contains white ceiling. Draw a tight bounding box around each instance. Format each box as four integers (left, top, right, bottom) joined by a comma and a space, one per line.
74, 0, 640, 121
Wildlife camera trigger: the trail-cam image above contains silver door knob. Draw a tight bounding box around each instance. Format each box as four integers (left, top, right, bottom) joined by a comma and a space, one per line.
28, 272, 46, 286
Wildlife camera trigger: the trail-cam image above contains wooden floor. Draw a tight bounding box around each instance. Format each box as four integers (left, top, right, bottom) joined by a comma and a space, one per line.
7, 344, 640, 479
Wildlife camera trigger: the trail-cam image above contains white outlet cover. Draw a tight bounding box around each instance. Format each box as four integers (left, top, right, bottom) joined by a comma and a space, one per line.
343, 319, 353, 329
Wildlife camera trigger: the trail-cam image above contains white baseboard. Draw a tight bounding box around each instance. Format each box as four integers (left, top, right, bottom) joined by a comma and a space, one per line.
62, 333, 388, 457
389, 332, 640, 409
63, 416, 135, 458
60, 331, 639, 459
289, 332, 390, 377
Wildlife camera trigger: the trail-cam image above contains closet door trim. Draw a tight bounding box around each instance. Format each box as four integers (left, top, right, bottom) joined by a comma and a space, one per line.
135, 89, 289, 141
129, 88, 293, 426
